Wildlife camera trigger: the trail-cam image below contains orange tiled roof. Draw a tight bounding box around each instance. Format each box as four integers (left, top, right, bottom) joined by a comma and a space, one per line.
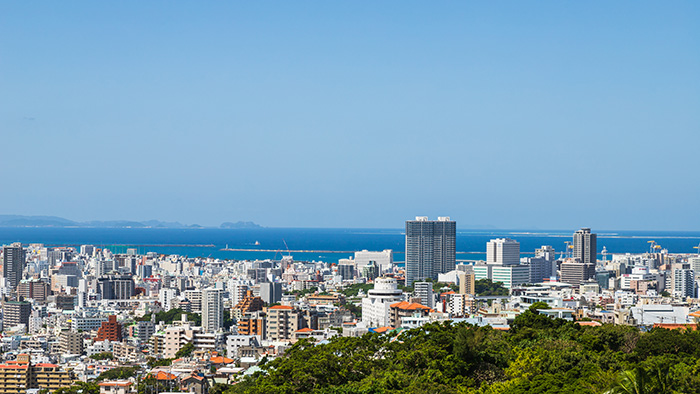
390, 301, 432, 311
295, 328, 314, 333
210, 356, 234, 364
373, 326, 393, 333
269, 305, 293, 310
653, 323, 698, 331
152, 371, 178, 380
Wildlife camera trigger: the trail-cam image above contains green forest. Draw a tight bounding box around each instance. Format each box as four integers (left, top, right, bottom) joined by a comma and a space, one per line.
224, 305, 700, 394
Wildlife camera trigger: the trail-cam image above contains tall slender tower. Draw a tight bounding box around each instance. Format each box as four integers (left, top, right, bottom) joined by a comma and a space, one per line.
573, 228, 597, 264
202, 287, 223, 333
3, 243, 26, 291
405, 216, 456, 286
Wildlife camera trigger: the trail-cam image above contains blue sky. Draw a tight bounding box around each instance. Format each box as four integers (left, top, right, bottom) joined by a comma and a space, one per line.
1, 2, 699, 229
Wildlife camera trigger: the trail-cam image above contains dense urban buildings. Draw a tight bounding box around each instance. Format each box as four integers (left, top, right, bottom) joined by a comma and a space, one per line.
0, 224, 697, 390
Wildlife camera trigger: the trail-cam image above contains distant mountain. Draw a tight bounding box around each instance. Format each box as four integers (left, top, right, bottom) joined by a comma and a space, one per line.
0, 215, 79, 227
220, 221, 262, 229
0, 215, 249, 229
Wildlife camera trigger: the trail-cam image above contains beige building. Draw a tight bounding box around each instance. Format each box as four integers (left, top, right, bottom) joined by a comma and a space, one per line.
58, 330, 84, 355
0, 354, 73, 394
266, 305, 301, 341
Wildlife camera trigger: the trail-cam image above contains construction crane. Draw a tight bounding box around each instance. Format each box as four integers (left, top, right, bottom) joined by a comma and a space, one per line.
564, 241, 573, 259
647, 240, 656, 254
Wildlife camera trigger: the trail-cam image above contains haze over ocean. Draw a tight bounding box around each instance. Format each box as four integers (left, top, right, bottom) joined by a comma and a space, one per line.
2, 227, 699, 263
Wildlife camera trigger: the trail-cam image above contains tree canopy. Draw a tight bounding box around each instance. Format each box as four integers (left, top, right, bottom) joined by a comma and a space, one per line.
222, 317, 700, 394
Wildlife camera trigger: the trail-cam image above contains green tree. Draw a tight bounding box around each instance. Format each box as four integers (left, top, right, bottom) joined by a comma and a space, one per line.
175, 342, 195, 358
96, 367, 138, 382
89, 352, 114, 361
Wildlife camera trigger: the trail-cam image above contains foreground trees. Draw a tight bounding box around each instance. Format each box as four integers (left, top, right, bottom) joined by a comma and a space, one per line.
226, 309, 700, 394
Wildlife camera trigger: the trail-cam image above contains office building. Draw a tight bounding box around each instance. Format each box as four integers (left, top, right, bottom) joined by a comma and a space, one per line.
202, 288, 224, 333
97, 274, 135, 300
3, 243, 26, 291
486, 238, 520, 265
413, 282, 434, 309
159, 288, 178, 311
405, 216, 456, 286
491, 264, 530, 289
17, 279, 51, 302
354, 250, 393, 272
573, 228, 597, 264
560, 261, 596, 286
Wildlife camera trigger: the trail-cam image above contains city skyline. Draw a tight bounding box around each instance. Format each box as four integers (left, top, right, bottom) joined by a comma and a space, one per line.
2, 2, 699, 230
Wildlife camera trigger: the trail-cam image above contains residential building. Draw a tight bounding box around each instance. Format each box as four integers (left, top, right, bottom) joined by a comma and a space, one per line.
95, 315, 123, 342
674, 268, 695, 298
3, 243, 26, 291
491, 264, 529, 289
458, 272, 475, 295
58, 330, 83, 355
237, 311, 266, 337
3, 300, 31, 330
232, 291, 264, 320
266, 305, 301, 341
405, 216, 456, 286
388, 301, 432, 328
202, 287, 223, 333
0, 354, 73, 394
413, 282, 434, 309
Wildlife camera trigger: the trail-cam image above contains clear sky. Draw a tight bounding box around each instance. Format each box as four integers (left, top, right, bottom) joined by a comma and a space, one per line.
1, 2, 699, 230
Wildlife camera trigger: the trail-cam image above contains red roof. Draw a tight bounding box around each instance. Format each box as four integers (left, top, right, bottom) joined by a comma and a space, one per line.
152, 371, 178, 380
295, 328, 314, 333
269, 305, 293, 310
390, 301, 432, 311
210, 356, 234, 364
653, 323, 698, 331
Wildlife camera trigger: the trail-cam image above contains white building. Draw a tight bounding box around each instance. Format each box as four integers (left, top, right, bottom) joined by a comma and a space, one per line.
486, 238, 520, 265
202, 288, 224, 333
361, 277, 404, 328
491, 265, 529, 289
354, 250, 393, 272
159, 288, 178, 312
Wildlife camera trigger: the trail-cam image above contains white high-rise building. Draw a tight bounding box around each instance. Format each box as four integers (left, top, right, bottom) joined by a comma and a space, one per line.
486, 239, 520, 265
202, 288, 223, 333
361, 277, 404, 328
673, 269, 695, 298
354, 250, 394, 273
405, 217, 456, 286
159, 288, 178, 312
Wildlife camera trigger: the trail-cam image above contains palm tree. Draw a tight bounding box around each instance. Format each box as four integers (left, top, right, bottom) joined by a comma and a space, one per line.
605, 368, 650, 394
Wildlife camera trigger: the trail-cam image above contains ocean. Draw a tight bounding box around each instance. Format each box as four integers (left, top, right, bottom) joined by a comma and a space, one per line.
1, 227, 699, 263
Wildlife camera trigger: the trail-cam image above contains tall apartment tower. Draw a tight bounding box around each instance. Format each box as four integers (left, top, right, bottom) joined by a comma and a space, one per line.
202, 287, 224, 333
405, 216, 456, 287
3, 243, 26, 291
573, 228, 597, 264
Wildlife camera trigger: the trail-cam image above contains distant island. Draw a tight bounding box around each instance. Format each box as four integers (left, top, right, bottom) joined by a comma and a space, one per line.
0, 215, 261, 229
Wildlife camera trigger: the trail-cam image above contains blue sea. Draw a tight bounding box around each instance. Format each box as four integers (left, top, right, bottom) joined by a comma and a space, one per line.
1, 227, 700, 263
